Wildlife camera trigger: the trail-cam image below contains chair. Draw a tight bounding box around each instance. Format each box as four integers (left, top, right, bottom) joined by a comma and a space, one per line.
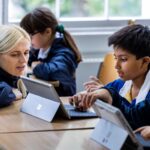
97, 52, 118, 85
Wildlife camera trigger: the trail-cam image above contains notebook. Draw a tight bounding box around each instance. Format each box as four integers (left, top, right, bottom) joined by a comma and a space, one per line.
91, 100, 150, 150
20, 76, 97, 122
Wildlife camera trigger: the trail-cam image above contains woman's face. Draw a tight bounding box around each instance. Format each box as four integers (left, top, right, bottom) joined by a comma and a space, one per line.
0, 39, 30, 77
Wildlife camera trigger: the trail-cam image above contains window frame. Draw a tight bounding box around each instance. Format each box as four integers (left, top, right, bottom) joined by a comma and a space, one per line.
1, 0, 150, 30
1, 0, 150, 59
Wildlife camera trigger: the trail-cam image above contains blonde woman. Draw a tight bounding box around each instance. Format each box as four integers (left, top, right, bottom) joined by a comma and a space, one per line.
0, 25, 30, 107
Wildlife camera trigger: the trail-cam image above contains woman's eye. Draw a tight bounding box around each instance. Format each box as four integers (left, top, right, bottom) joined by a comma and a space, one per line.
24, 52, 29, 55
11, 54, 19, 57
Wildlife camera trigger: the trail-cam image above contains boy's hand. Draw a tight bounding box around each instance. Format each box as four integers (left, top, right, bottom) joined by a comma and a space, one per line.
134, 126, 150, 140
69, 90, 100, 110
84, 76, 103, 92
68, 88, 113, 111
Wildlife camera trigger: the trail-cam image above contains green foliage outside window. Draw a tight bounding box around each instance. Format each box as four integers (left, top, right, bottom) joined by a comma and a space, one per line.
9, 0, 141, 21
60, 0, 104, 17
109, 0, 141, 17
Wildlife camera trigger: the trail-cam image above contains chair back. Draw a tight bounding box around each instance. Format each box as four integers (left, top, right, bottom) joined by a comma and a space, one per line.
97, 52, 118, 85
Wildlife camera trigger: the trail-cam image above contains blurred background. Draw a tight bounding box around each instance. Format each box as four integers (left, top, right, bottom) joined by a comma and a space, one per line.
1, 0, 150, 91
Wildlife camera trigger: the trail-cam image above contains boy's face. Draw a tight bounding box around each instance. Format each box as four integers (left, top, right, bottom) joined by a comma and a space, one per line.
114, 48, 149, 81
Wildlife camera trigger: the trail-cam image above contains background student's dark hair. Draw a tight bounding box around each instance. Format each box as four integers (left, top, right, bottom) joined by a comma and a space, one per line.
108, 24, 150, 59
20, 7, 82, 63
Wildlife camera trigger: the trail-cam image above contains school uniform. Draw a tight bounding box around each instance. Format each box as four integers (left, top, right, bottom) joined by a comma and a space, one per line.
103, 71, 150, 129
28, 37, 78, 96
0, 68, 18, 107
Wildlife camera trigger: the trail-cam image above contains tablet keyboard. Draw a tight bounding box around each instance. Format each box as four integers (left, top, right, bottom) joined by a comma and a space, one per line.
64, 104, 97, 118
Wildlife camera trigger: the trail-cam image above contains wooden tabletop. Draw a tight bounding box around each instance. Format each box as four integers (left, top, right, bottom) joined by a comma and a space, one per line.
0, 97, 104, 150
0, 98, 99, 133
0, 129, 106, 150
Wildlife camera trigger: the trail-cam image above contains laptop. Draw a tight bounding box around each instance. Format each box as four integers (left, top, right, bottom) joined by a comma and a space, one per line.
91, 100, 150, 150
20, 76, 97, 122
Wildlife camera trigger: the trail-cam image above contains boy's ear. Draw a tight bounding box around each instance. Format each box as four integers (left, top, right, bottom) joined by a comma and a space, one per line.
143, 56, 150, 64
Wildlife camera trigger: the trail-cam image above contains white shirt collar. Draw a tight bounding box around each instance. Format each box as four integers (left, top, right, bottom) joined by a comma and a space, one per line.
38, 47, 50, 59
119, 70, 150, 104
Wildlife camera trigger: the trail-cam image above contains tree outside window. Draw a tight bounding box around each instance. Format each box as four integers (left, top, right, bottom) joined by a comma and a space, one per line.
8, 0, 142, 22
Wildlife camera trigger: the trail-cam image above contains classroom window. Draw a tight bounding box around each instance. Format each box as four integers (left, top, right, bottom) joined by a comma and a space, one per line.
109, 0, 141, 17
59, 0, 104, 18
7, 0, 147, 23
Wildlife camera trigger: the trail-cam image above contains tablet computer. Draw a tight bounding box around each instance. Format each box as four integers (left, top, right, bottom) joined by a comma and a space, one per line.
20, 76, 97, 122
91, 100, 146, 150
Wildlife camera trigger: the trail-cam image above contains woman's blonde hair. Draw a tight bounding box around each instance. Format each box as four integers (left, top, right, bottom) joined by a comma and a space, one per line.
0, 24, 30, 54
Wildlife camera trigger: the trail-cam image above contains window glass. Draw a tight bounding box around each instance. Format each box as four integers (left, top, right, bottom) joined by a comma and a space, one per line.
8, 0, 146, 22
109, 0, 141, 17
8, 0, 55, 22
60, 0, 104, 18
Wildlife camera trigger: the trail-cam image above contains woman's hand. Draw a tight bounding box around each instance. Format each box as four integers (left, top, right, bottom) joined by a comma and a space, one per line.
134, 126, 150, 140
12, 88, 23, 100
84, 76, 103, 92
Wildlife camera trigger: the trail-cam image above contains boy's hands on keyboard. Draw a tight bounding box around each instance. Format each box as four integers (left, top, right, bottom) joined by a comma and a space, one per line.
69, 91, 88, 112
74, 106, 87, 112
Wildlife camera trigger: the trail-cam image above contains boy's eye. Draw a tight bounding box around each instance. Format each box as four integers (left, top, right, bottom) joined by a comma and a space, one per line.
120, 58, 127, 62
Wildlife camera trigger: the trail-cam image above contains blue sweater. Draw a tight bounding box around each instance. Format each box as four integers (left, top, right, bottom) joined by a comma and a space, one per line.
28, 37, 79, 96
0, 68, 18, 107
104, 79, 150, 129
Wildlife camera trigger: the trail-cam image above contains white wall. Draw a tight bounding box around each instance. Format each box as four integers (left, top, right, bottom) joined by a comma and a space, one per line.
76, 59, 102, 92
71, 30, 112, 92
69, 28, 115, 92
73, 32, 112, 58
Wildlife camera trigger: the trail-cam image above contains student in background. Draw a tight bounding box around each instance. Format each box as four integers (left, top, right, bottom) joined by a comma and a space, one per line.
0, 25, 30, 107
20, 7, 82, 96
69, 24, 150, 129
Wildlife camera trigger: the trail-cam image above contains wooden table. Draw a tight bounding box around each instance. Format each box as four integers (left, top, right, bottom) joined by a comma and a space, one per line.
0, 130, 106, 150
0, 97, 104, 150
0, 98, 99, 133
